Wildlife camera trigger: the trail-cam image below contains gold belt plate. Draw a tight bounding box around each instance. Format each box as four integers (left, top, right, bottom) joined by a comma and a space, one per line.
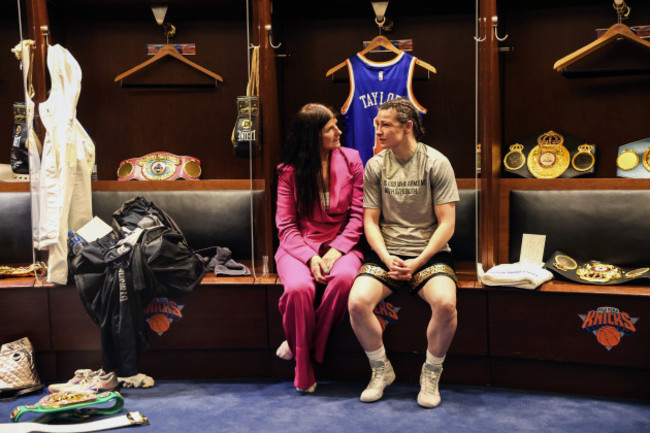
576, 263, 622, 283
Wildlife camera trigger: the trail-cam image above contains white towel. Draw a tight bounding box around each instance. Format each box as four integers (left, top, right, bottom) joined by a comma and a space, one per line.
478, 262, 553, 290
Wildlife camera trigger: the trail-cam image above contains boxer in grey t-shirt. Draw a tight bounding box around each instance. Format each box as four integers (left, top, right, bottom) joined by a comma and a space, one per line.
348, 98, 459, 409
363, 141, 459, 257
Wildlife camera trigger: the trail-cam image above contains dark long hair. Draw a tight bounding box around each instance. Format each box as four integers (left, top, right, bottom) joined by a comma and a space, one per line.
279, 103, 334, 218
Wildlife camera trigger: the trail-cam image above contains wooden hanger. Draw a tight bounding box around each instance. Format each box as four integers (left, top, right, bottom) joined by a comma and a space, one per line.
326, 35, 436, 77
553, 22, 650, 71
114, 44, 223, 84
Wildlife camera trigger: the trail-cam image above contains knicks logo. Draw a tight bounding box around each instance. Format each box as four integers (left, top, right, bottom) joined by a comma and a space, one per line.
374, 300, 401, 332
144, 297, 184, 336
578, 306, 639, 351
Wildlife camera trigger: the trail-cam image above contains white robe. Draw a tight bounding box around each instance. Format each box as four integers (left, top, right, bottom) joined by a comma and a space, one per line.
36, 44, 95, 284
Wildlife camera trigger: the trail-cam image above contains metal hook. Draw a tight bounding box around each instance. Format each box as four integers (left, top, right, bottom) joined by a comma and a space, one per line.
492, 16, 508, 42
265, 24, 282, 49
41, 26, 49, 45
474, 17, 486, 42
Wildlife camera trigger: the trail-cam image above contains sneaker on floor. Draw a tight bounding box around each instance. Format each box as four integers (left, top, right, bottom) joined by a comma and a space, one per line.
118, 373, 155, 389
360, 359, 395, 403
47, 369, 99, 393
275, 340, 293, 360
417, 363, 443, 408
50, 369, 118, 393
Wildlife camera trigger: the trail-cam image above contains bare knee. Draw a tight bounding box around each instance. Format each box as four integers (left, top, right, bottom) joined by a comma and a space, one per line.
432, 299, 457, 322
348, 287, 374, 318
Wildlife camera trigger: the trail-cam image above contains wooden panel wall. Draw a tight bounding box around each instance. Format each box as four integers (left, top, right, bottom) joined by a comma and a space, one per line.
40, 1, 254, 180
0, 3, 27, 164
275, 1, 477, 179
501, 2, 650, 178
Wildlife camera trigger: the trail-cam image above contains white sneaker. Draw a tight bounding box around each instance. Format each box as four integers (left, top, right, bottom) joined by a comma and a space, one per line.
360, 359, 395, 402
48, 369, 95, 393
417, 363, 442, 408
49, 369, 118, 393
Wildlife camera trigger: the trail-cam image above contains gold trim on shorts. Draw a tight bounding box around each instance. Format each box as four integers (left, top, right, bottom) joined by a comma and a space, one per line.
358, 263, 458, 291
358, 264, 400, 290
411, 264, 458, 289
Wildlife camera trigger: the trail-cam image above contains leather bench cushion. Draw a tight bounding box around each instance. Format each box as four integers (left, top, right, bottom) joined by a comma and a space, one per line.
0, 192, 33, 263
509, 190, 650, 267
449, 189, 477, 262
92, 190, 264, 259
2, 187, 473, 264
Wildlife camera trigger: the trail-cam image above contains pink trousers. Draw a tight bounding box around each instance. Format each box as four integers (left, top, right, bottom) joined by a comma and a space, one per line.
277, 252, 361, 389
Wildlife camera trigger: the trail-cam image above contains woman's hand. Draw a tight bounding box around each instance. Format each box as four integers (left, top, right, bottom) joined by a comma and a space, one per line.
309, 255, 328, 284
321, 248, 343, 274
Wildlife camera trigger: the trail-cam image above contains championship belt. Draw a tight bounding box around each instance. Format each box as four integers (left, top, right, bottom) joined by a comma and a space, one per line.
0, 262, 47, 278
526, 130, 570, 179
616, 137, 650, 179
117, 152, 201, 181
544, 250, 650, 285
11, 390, 124, 423
503, 130, 596, 179
232, 96, 260, 158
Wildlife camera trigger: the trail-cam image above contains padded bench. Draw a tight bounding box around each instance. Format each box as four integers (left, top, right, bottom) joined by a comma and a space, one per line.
0, 188, 265, 267
509, 189, 650, 268
488, 187, 650, 399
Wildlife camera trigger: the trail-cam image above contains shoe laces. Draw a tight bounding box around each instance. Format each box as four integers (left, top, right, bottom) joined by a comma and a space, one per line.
421, 366, 440, 394
368, 364, 388, 388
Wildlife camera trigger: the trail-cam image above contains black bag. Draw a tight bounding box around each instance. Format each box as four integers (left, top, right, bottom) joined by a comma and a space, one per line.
112, 196, 205, 303
70, 196, 204, 376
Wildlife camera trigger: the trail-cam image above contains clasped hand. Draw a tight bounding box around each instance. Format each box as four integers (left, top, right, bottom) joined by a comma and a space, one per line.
386, 256, 420, 281
309, 248, 342, 284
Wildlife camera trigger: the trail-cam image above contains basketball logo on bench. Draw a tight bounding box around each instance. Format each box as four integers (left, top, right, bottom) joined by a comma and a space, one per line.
578, 306, 638, 351
144, 297, 185, 336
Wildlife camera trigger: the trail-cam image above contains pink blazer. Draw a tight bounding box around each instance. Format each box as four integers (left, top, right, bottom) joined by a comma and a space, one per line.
275, 146, 364, 264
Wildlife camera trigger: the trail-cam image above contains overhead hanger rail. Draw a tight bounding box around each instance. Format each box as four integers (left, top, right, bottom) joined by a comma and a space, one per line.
326, 35, 437, 77
114, 44, 223, 84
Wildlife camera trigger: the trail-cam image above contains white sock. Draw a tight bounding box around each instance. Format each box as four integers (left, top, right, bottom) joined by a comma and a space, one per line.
365, 345, 387, 363
426, 350, 445, 366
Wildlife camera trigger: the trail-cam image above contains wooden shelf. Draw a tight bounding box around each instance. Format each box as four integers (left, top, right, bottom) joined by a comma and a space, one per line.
500, 178, 650, 190
0, 183, 29, 192
92, 179, 265, 191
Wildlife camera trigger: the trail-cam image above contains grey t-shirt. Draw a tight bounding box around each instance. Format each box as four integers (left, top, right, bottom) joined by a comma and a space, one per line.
363, 142, 459, 257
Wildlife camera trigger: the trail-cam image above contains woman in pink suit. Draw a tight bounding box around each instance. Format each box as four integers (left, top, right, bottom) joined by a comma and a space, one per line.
275, 103, 364, 392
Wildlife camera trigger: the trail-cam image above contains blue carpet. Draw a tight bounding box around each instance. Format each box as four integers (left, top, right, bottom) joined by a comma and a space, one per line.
2, 380, 649, 432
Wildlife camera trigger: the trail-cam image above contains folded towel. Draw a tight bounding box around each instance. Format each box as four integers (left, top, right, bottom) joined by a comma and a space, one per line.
478, 262, 553, 290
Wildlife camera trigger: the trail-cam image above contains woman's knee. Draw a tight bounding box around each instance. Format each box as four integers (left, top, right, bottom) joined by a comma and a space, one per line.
281, 281, 315, 304
328, 268, 358, 291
